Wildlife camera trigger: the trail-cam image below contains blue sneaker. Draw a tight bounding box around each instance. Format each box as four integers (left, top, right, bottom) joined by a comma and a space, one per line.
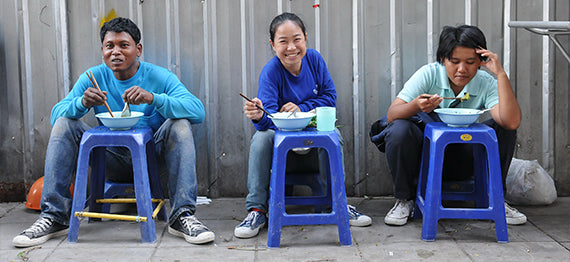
348, 205, 372, 227
234, 210, 266, 239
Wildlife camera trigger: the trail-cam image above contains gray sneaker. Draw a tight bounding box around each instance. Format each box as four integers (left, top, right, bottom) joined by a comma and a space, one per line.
347, 205, 372, 226
13, 217, 69, 248
168, 213, 215, 244
234, 210, 267, 239
384, 199, 414, 226
505, 202, 527, 225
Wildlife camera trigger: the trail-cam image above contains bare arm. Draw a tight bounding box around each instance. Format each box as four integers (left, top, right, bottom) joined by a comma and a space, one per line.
387, 95, 443, 123
478, 48, 521, 130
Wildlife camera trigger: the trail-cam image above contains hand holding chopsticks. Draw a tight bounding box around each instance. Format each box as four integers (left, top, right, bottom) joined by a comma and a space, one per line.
239, 93, 273, 118
86, 71, 114, 117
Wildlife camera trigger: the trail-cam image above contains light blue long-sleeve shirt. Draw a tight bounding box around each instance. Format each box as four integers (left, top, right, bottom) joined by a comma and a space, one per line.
51, 61, 205, 132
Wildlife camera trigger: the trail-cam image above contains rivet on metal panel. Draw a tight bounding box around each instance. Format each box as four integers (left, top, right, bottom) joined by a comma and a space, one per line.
303, 140, 314, 146
139, 0, 144, 4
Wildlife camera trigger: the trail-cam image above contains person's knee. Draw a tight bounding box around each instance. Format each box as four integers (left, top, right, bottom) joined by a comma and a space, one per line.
385, 119, 418, 142
250, 130, 274, 152
168, 119, 193, 142
51, 117, 82, 137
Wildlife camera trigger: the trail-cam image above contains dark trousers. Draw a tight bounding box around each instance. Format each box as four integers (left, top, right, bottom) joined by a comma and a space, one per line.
384, 117, 516, 201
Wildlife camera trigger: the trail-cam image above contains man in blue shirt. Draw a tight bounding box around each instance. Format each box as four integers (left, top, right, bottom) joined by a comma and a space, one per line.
13, 17, 213, 247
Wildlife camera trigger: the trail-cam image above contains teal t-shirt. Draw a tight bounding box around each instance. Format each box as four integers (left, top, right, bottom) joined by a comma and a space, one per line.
397, 62, 499, 110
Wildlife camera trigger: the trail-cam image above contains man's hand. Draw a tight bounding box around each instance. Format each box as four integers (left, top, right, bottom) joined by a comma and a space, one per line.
416, 94, 442, 113
244, 98, 264, 121
123, 86, 153, 105
279, 102, 300, 113
82, 87, 108, 108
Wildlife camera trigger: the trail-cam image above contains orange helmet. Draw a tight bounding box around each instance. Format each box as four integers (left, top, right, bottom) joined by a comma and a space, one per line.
25, 176, 74, 210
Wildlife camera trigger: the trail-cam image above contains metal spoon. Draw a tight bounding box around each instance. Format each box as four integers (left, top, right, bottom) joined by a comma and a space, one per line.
287, 108, 299, 118
477, 108, 492, 114
121, 101, 131, 117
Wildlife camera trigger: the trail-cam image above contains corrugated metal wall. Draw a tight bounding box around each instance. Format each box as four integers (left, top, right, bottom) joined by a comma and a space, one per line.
1, 0, 568, 201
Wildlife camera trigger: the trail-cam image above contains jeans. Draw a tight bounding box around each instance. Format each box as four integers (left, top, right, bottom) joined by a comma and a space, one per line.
384, 118, 516, 201
40, 117, 198, 226
245, 128, 344, 212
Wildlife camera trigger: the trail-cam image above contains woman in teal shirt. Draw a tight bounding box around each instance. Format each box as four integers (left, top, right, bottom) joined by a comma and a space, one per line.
379, 25, 526, 227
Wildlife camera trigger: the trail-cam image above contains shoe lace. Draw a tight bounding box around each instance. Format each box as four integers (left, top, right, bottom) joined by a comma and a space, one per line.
180, 216, 208, 232
25, 218, 53, 235
389, 200, 409, 215
239, 211, 259, 227
347, 205, 361, 218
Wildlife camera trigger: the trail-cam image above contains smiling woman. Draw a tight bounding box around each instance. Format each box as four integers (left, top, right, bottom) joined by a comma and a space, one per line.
236, 12, 371, 240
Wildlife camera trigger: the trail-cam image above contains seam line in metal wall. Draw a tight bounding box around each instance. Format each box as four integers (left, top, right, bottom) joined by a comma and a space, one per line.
427, 0, 434, 63
352, 0, 360, 195
22, 0, 34, 152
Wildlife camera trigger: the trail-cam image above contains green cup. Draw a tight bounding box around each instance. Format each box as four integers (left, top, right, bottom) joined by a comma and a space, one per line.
316, 107, 336, 131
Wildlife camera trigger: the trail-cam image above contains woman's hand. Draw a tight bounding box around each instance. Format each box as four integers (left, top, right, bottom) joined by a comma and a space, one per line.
279, 102, 300, 113
477, 48, 506, 77
416, 94, 442, 113
244, 98, 265, 121
123, 86, 153, 105
82, 87, 107, 108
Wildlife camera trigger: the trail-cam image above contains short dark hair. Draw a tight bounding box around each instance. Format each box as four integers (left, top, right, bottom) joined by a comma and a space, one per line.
436, 25, 487, 63
100, 17, 141, 44
269, 12, 306, 42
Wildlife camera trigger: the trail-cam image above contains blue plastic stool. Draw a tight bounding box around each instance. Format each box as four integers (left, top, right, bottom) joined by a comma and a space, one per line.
413, 122, 508, 243
267, 129, 352, 248
68, 126, 166, 243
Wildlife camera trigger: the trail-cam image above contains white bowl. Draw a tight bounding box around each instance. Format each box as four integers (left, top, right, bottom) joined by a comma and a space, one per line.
269, 112, 316, 131
434, 108, 483, 127
95, 111, 144, 130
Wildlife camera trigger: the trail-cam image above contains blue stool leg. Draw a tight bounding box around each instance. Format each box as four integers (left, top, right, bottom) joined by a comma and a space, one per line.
267, 145, 287, 248
68, 145, 92, 243
131, 144, 157, 243
146, 142, 167, 221
485, 143, 509, 243
421, 143, 445, 241
328, 146, 351, 246
88, 147, 106, 222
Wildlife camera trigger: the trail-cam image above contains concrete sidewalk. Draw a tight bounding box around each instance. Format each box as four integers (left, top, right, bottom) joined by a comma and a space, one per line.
1, 197, 569, 261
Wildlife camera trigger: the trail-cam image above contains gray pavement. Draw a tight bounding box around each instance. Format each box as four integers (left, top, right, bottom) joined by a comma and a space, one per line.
1, 197, 569, 261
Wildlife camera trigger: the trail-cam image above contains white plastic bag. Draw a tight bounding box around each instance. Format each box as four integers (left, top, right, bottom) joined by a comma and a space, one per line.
505, 158, 557, 205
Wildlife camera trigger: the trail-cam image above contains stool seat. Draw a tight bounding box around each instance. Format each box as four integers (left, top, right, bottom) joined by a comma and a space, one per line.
68, 126, 165, 243
414, 122, 508, 242
268, 129, 352, 247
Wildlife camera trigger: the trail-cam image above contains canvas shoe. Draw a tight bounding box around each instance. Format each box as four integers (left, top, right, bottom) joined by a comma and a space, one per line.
12, 217, 69, 248
168, 213, 215, 244
505, 202, 527, 225
347, 205, 372, 226
384, 199, 414, 226
234, 210, 267, 239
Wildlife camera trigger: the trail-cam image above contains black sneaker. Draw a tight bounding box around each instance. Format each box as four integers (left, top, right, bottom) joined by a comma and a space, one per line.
12, 217, 69, 247
168, 213, 215, 244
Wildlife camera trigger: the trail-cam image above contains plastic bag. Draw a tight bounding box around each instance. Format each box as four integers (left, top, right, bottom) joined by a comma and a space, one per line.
505, 158, 557, 205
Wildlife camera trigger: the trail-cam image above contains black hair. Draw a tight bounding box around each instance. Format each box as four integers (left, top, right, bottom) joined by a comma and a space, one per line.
269, 12, 306, 42
436, 25, 487, 63
100, 17, 141, 44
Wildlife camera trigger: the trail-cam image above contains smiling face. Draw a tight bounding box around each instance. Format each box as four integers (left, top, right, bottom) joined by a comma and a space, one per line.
443, 46, 481, 92
102, 31, 142, 80
270, 21, 307, 76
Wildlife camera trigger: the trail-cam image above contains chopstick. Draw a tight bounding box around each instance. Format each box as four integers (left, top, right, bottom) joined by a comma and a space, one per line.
239, 93, 274, 117
86, 71, 114, 117
420, 95, 461, 100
